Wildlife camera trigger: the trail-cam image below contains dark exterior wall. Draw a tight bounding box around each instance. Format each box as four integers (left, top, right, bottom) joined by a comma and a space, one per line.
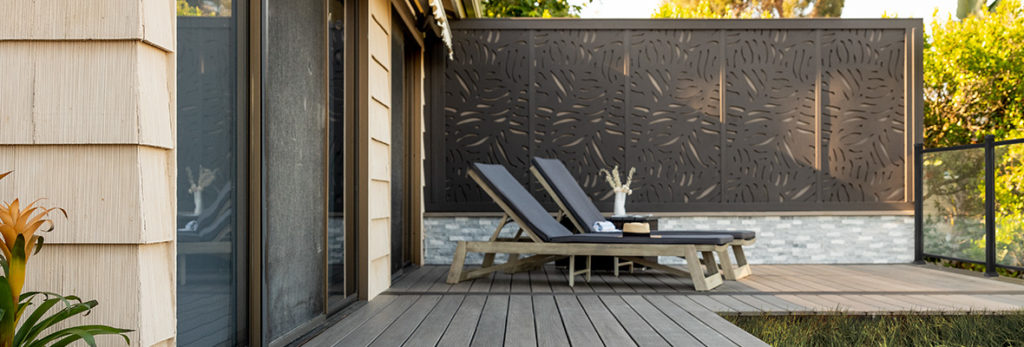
427, 19, 923, 212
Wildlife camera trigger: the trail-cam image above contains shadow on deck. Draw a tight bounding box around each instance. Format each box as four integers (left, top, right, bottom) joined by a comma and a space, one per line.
306, 264, 1024, 346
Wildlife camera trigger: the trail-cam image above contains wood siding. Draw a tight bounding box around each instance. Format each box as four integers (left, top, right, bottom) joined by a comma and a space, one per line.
0, 2, 176, 345
363, 0, 393, 299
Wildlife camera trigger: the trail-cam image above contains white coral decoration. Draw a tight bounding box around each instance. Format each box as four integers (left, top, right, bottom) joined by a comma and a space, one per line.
186, 166, 219, 194
599, 165, 636, 195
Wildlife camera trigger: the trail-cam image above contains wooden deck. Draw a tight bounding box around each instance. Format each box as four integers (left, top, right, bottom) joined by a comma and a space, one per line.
306, 264, 1024, 346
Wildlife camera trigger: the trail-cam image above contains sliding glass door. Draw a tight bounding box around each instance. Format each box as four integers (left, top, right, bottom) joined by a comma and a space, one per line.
176, 0, 358, 344
175, 0, 248, 345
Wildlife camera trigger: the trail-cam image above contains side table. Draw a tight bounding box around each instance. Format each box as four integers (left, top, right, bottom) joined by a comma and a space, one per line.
606, 215, 659, 275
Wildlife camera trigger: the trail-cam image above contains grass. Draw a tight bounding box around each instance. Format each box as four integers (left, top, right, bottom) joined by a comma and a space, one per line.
925, 256, 1024, 279
724, 312, 1024, 346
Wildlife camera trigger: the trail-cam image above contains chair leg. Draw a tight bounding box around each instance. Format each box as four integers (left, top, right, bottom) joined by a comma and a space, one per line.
685, 246, 723, 291
717, 247, 737, 280
613, 256, 634, 277
731, 245, 752, 279
585, 256, 592, 283
569, 255, 575, 287
447, 241, 468, 284
702, 251, 720, 276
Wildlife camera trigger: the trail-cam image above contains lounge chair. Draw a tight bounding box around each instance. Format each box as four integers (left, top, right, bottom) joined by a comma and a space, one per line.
530, 157, 755, 280
446, 162, 738, 291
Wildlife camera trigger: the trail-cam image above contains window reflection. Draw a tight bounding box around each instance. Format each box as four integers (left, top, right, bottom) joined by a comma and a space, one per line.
176, 0, 245, 345
328, 0, 347, 304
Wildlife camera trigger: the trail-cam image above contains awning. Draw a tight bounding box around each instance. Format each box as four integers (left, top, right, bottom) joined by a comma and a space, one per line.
429, 0, 454, 59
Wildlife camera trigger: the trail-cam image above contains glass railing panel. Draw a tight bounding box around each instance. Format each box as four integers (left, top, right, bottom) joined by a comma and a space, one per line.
995, 142, 1024, 268
922, 147, 987, 262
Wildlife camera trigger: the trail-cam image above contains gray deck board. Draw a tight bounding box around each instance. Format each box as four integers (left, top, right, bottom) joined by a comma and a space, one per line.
402, 295, 465, 347
306, 295, 399, 346
334, 295, 418, 347
577, 296, 637, 346
504, 295, 537, 347
665, 296, 769, 347
310, 264, 1024, 347
554, 296, 604, 346
437, 295, 486, 347
532, 296, 570, 347
598, 296, 670, 347
620, 295, 703, 347
368, 295, 441, 347
647, 295, 738, 347
471, 295, 510, 346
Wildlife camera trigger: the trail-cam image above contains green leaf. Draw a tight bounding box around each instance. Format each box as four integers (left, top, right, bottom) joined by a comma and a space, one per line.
19, 300, 97, 345
13, 297, 60, 345
29, 325, 131, 347
0, 276, 17, 341
32, 237, 43, 256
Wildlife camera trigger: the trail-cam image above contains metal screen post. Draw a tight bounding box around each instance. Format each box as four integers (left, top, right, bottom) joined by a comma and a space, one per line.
914, 143, 924, 264
984, 135, 997, 276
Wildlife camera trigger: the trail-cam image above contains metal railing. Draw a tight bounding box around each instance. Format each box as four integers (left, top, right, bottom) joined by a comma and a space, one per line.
915, 135, 1024, 276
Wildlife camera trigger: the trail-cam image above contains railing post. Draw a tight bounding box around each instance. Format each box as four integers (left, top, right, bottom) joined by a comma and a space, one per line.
914, 143, 924, 264
984, 135, 997, 277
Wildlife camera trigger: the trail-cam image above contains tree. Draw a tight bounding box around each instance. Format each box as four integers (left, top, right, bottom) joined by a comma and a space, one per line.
651, 0, 844, 18
924, 0, 1024, 147
957, 0, 1001, 19
482, 0, 586, 18
923, 0, 1024, 272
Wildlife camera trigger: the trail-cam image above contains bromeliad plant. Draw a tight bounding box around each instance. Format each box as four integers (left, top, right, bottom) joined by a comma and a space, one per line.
0, 171, 130, 347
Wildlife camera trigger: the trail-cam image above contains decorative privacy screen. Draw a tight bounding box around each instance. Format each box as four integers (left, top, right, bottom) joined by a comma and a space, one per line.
426, 19, 923, 212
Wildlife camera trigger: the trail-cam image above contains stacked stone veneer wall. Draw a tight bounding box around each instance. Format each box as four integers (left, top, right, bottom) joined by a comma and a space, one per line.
424, 215, 914, 265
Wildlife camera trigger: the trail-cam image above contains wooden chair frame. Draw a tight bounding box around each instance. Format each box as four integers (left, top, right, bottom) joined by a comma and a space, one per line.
529, 165, 754, 280
445, 170, 730, 291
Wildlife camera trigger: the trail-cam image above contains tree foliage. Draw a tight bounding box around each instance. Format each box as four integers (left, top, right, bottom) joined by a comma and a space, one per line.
958, 0, 1002, 19
922, 0, 1024, 271
925, 0, 1024, 147
482, 0, 586, 18
651, 0, 844, 18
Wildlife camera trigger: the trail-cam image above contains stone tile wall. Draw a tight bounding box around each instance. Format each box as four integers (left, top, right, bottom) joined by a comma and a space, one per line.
423, 215, 914, 265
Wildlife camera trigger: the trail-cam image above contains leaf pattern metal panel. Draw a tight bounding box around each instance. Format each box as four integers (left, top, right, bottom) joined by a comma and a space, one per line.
821, 29, 906, 202
532, 30, 627, 203
723, 30, 818, 203
444, 30, 531, 204
628, 30, 723, 204
429, 25, 917, 212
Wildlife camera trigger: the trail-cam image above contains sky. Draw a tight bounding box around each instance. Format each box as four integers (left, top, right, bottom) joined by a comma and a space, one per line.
572, 0, 959, 20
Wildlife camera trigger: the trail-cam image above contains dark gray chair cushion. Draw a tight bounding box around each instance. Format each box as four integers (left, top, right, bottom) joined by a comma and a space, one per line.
532, 157, 756, 241
531, 157, 606, 232
653, 230, 757, 240
551, 233, 732, 245
471, 162, 734, 246
470, 163, 575, 242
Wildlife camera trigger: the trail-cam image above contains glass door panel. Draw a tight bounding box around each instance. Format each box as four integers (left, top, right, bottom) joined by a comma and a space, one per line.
175, 0, 247, 345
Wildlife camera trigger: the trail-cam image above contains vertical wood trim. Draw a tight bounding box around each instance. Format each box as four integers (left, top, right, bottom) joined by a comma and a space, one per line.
321, 0, 331, 314
909, 24, 924, 203
247, 0, 264, 344
343, 0, 359, 298
904, 28, 911, 203
356, 0, 372, 300
718, 29, 726, 203
815, 29, 823, 203
410, 48, 424, 266
623, 30, 630, 170
527, 29, 535, 186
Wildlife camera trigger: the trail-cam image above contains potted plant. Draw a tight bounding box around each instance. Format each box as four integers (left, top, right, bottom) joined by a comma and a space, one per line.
599, 165, 636, 216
